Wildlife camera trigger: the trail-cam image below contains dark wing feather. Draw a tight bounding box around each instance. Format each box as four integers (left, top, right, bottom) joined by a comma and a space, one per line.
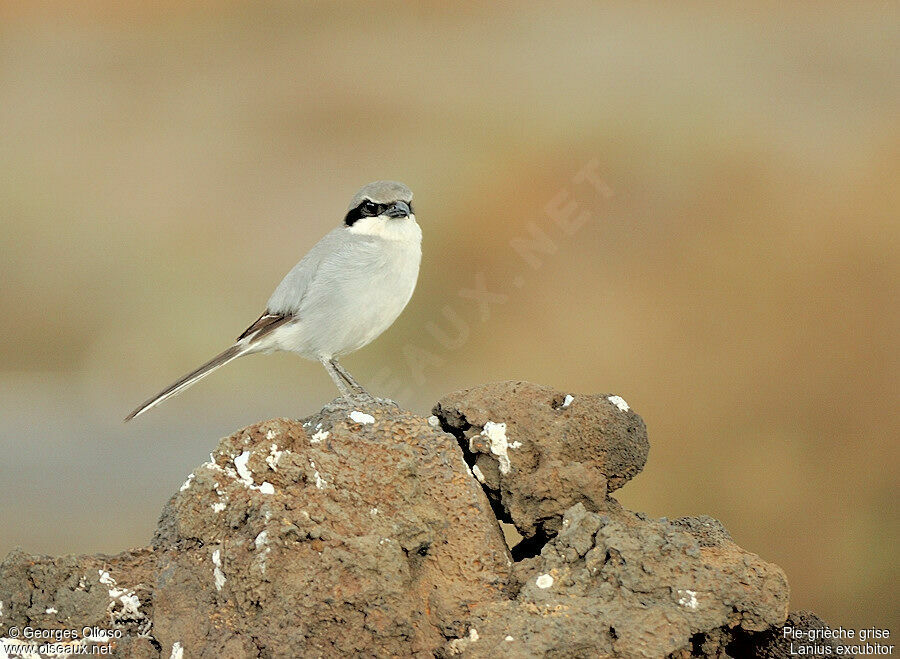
237, 313, 293, 343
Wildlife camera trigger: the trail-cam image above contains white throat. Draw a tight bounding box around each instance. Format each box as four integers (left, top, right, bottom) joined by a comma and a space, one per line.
347, 214, 421, 242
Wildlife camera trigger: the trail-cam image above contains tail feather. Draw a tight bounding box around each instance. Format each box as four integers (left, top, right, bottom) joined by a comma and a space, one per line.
125, 344, 247, 422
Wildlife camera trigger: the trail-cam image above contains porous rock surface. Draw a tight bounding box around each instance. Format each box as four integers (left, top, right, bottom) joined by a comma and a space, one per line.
0, 382, 814, 658
433, 381, 649, 540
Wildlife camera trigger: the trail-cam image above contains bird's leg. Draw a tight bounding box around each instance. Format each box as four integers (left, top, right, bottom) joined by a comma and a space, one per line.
320, 358, 353, 400
330, 359, 374, 398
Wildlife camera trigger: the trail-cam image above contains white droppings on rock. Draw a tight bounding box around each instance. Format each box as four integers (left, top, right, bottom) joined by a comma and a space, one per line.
370, 507, 378, 515
310, 428, 329, 444
179, 473, 194, 492
45, 607, 57, 614
310, 461, 327, 489
201, 454, 227, 476
229, 450, 275, 494
233, 451, 254, 486
253, 530, 272, 574
211, 501, 226, 513
427, 415, 441, 428
118, 592, 142, 618
472, 464, 486, 484
505, 635, 514, 642
476, 421, 519, 474
349, 410, 375, 424
561, 394, 575, 408
265, 429, 278, 440
212, 550, 226, 591
677, 589, 698, 609
447, 628, 479, 652
170, 641, 184, 659
98, 570, 148, 631
266, 444, 284, 471
607, 395, 630, 412
535, 573, 554, 589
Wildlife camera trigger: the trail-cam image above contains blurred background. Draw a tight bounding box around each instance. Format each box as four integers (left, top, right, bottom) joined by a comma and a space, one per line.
0, 1, 896, 633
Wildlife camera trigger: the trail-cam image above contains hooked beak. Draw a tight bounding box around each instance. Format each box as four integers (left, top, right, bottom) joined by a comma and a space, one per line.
384, 200, 411, 218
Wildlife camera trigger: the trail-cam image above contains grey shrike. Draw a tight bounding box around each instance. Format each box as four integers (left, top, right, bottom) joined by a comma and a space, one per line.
125, 180, 421, 421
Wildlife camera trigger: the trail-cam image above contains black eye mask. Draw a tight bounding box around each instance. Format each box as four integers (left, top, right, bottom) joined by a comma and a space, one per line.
344, 200, 414, 226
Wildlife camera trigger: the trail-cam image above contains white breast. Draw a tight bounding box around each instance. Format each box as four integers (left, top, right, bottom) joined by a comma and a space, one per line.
265, 217, 422, 360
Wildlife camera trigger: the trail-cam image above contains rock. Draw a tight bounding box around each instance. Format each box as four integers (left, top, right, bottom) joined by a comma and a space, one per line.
726, 610, 845, 658
438, 500, 789, 658
0, 546, 157, 656
433, 381, 649, 540
150, 400, 510, 657
0, 383, 818, 658
669, 515, 734, 547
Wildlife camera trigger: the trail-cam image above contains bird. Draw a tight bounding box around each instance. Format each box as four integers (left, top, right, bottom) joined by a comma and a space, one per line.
125, 180, 421, 421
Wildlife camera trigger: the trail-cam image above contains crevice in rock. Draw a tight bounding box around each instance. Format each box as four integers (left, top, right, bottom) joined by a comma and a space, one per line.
482, 489, 513, 530
432, 408, 474, 465
689, 632, 706, 656
510, 531, 549, 561
723, 629, 755, 658
250, 633, 264, 658
433, 402, 558, 563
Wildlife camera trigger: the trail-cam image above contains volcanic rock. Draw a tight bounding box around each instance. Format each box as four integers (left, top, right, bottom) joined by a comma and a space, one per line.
0, 384, 814, 658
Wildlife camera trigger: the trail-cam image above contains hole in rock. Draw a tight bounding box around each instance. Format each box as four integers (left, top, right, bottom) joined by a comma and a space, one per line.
690, 632, 706, 655
510, 531, 550, 562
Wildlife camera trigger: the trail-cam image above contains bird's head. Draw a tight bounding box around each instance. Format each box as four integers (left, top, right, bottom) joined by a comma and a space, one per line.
344, 181, 415, 228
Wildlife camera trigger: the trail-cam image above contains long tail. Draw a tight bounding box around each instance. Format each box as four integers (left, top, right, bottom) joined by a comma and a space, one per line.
124, 343, 248, 422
